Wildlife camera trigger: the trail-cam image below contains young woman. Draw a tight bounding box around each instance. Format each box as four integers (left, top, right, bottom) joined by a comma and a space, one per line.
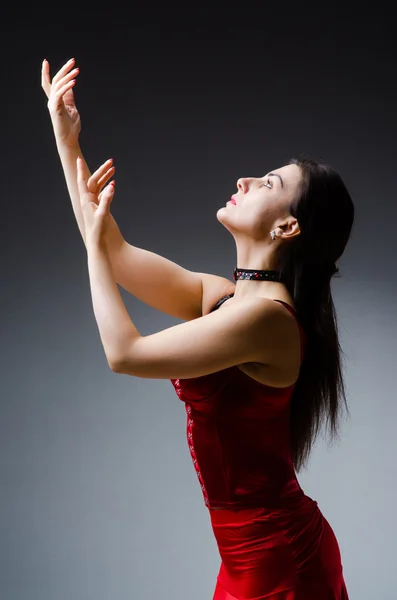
42, 58, 353, 599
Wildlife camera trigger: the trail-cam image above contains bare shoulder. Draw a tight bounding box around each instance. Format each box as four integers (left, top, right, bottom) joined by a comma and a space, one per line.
200, 274, 300, 369
199, 281, 302, 386
113, 274, 301, 381
198, 272, 236, 317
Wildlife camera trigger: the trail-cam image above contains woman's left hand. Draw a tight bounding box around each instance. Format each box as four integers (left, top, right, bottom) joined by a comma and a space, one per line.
77, 156, 116, 248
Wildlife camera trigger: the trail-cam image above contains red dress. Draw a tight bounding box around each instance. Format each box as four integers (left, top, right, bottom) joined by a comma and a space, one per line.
170, 296, 349, 599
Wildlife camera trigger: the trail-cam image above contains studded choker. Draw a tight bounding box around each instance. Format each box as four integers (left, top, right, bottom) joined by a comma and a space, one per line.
233, 267, 282, 282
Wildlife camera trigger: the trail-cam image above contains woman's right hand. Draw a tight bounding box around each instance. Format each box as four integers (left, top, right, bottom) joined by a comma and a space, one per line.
41, 58, 81, 147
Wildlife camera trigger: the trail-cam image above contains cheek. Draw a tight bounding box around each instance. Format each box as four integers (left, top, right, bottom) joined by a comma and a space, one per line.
232, 206, 269, 236
247, 202, 275, 234
241, 199, 268, 222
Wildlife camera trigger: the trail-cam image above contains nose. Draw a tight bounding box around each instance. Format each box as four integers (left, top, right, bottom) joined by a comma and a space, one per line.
236, 177, 254, 194
236, 178, 247, 193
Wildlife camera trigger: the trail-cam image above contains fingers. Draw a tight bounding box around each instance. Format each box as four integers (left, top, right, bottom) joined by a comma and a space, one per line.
50, 67, 79, 105
96, 167, 116, 191
50, 77, 77, 107
51, 58, 76, 87
99, 180, 116, 205
42, 57, 79, 106
87, 159, 115, 192
41, 59, 51, 97
79, 158, 116, 201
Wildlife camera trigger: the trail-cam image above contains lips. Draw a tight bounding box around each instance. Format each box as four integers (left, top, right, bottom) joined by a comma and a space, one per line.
229, 197, 236, 205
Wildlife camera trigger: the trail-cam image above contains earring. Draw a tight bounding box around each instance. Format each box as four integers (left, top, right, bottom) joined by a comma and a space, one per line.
270, 230, 277, 240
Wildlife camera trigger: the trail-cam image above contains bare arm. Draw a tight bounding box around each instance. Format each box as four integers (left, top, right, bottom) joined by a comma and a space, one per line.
57, 141, 206, 319
56, 142, 235, 321
41, 58, 124, 253
56, 141, 124, 252
56, 143, 234, 320
42, 58, 235, 321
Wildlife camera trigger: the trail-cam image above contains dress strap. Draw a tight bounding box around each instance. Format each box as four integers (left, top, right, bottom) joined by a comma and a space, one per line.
272, 299, 298, 317
210, 293, 235, 313
211, 295, 299, 316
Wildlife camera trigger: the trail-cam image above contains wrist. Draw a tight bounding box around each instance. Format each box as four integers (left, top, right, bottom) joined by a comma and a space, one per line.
56, 138, 81, 155
87, 237, 107, 254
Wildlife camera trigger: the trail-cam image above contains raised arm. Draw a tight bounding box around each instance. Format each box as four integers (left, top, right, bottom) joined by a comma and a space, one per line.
41, 58, 123, 252
41, 58, 235, 321
110, 244, 235, 320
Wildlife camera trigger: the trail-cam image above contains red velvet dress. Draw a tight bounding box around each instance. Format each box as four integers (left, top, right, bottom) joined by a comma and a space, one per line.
170, 296, 349, 599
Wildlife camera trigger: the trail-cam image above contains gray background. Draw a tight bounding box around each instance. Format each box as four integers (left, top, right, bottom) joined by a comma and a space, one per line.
2, 6, 396, 599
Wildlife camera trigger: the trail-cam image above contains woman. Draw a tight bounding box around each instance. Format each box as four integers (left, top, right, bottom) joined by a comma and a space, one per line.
41, 58, 353, 599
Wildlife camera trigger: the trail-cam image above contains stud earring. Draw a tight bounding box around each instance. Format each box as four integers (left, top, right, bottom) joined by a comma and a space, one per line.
270, 230, 277, 240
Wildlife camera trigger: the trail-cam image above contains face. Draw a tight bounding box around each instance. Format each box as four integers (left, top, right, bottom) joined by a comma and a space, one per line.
217, 163, 303, 241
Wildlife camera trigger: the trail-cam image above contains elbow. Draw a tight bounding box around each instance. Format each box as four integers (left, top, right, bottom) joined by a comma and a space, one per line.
109, 357, 152, 378
109, 356, 133, 375
109, 338, 141, 375
108, 356, 124, 373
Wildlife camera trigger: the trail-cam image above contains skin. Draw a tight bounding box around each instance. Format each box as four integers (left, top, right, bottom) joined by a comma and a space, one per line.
216, 164, 303, 306
41, 57, 304, 387
76, 161, 305, 386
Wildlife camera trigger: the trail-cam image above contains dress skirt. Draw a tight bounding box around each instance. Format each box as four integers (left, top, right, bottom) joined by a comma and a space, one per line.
209, 497, 349, 600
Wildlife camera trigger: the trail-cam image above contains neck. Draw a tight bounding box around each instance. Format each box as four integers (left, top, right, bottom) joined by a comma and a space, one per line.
234, 239, 276, 272
233, 277, 287, 300
232, 242, 285, 299
233, 267, 286, 300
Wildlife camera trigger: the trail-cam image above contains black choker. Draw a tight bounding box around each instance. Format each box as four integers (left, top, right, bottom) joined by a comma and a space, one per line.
233, 267, 282, 282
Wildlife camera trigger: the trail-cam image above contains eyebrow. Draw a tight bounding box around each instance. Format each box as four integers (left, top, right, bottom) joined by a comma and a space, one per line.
268, 172, 284, 188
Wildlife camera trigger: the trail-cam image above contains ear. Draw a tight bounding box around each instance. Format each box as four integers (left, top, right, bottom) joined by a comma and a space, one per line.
279, 217, 300, 240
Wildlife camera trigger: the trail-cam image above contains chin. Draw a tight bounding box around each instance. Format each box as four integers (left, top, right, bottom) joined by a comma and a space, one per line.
216, 211, 237, 236
216, 206, 225, 221
216, 207, 230, 226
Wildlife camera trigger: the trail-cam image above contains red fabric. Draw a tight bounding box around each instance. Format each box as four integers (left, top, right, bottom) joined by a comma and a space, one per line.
210, 503, 349, 599
170, 300, 349, 598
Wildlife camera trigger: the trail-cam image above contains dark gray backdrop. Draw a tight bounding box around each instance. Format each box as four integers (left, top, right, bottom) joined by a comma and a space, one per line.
2, 7, 396, 600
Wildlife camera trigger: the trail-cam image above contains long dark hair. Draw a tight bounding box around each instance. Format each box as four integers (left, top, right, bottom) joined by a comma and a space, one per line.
274, 155, 355, 472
